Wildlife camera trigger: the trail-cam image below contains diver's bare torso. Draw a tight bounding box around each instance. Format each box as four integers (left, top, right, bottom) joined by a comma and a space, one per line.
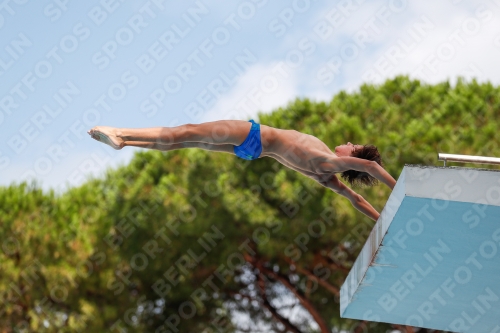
260, 125, 338, 181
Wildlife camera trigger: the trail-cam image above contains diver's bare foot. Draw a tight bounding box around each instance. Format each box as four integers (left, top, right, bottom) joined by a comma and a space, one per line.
87, 126, 125, 150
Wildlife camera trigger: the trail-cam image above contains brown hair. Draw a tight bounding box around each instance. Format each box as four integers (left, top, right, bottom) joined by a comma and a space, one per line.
341, 145, 383, 187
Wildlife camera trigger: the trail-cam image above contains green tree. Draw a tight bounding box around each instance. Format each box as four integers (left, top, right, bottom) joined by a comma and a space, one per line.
2, 76, 499, 332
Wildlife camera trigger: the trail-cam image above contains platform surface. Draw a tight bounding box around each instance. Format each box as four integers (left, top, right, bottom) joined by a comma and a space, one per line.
340, 165, 500, 333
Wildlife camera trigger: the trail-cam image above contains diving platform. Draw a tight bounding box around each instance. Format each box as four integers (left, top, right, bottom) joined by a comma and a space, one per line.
340, 164, 500, 333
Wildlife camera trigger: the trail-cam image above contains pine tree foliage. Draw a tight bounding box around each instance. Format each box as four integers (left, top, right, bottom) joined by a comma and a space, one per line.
1, 76, 498, 332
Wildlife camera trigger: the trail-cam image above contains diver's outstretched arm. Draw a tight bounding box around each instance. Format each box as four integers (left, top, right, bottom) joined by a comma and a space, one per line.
317, 156, 396, 190
367, 160, 396, 190
323, 174, 380, 221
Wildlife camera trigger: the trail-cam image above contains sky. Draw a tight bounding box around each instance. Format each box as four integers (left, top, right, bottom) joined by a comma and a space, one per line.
1, 0, 500, 192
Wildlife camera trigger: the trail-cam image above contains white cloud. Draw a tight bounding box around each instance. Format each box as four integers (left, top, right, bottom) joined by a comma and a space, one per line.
311, 1, 500, 92
2, 145, 138, 193
201, 62, 300, 122
388, 1, 498, 82
5, 1, 500, 192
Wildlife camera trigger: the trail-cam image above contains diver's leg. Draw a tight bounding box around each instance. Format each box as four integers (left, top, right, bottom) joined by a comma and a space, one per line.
123, 141, 235, 154
89, 120, 252, 149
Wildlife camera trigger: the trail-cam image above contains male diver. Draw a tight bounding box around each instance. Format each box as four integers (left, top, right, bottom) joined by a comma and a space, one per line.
88, 119, 396, 221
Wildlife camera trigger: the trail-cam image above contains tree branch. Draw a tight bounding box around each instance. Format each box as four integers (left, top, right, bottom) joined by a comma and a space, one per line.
353, 320, 368, 333
322, 245, 355, 273
285, 257, 340, 297
256, 272, 302, 333
245, 254, 330, 333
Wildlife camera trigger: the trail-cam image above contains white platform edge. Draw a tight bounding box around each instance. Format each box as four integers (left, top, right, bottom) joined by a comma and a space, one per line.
339, 165, 500, 317
339, 167, 407, 316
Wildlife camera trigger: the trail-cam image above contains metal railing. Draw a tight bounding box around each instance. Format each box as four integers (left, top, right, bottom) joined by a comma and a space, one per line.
438, 153, 500, 166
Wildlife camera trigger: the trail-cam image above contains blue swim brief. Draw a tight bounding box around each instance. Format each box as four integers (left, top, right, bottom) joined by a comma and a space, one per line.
233, 119, 262, 160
